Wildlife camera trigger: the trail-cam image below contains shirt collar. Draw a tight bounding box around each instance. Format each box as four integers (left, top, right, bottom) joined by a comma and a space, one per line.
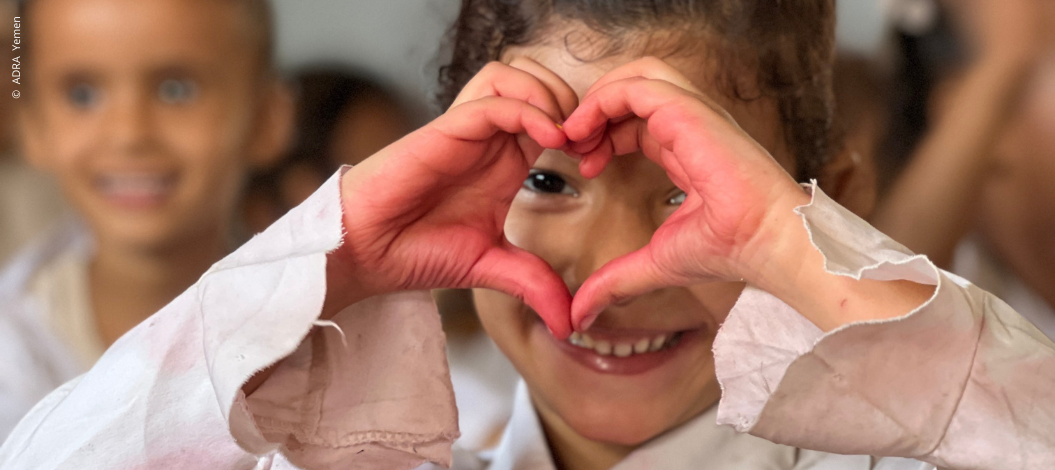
485, 381, 805, 470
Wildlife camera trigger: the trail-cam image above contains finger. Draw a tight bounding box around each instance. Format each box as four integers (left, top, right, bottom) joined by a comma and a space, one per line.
583, 56, 703, 98
438, 97, 568, 152
507, 57, 580, 119
451, 62, 568, 123
472, 243, 573, 338
577, 117, 695, 188
563, 77, 702, 144
570, 246, 675, 332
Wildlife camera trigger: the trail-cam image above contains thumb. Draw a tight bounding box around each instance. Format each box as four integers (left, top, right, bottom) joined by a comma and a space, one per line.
471, 242, 573, 339
571, 247, 671, 331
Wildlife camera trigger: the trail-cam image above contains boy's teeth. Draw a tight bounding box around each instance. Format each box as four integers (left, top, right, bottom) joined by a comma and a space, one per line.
567, 332, 681, 356
99, 175, 172, 197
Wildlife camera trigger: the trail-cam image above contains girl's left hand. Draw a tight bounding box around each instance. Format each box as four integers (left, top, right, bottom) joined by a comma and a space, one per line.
561, 58, 812, 330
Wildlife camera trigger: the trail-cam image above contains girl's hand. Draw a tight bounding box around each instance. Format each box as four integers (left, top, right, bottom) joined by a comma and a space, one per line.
326, 59, 579, 338
561, 58, 812, 330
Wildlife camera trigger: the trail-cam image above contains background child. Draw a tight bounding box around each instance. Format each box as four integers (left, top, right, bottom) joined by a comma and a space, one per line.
0, 0, 292, 439
864, 0, 1055, 339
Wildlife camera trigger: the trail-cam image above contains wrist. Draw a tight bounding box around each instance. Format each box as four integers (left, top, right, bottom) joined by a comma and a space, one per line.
737, 184, 813, 288
737, 185, 936, 332
321, 251, 377, 320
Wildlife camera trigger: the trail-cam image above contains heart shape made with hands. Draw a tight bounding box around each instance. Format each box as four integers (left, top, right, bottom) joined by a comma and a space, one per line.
333, 57, 806, 340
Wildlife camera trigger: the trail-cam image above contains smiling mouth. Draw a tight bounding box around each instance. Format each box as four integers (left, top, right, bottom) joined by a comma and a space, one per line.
542, 323, 702, 375
567, 331, 683, 357
95, 173, 177, 209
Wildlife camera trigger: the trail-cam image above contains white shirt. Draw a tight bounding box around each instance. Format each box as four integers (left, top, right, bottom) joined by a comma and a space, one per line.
1, 170, 1053, 470
427, 382, 933, 470
0, 220, 97, 441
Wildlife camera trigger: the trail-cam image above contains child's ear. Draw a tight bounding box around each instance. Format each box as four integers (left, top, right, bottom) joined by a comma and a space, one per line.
820, 146, 877, 219
247, 79, 295, 169
18, 106, 52, 171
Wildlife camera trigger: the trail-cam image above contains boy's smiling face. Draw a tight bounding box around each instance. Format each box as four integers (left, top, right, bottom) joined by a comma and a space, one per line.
20, 0, 287, 251
473, 44, 799, 447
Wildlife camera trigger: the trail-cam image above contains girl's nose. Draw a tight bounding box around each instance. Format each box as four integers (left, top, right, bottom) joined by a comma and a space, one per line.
566, 202, 657, 295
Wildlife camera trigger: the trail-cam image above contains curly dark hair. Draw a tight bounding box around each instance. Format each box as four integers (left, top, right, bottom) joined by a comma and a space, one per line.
437, 0, 837, 181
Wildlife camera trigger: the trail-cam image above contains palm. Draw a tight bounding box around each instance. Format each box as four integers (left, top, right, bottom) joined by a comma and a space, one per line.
330, 97, 574, 336
343, 129, 531, 290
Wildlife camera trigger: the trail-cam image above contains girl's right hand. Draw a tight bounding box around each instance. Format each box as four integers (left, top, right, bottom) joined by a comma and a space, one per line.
324, 59, 579, 338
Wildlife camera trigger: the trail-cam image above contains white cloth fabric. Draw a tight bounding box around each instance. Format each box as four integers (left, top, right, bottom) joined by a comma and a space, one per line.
0, 220, 96, 441
446, 332, 518, 452
1, 170, 1052, 470
421, 382, 934, 470
952, 235, 1055, 340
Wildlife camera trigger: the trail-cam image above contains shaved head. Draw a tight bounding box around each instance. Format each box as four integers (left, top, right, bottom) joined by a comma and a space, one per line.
17, 0, 276, 75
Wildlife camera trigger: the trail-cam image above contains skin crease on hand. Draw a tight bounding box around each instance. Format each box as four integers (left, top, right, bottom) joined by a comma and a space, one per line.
467, 39, 875, 470
18, 0, 292, 347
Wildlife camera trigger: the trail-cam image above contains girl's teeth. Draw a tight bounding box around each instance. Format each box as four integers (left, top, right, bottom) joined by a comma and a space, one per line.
594, 340, 612, 356
567, 332, 680, 356
650, 335, 666, 352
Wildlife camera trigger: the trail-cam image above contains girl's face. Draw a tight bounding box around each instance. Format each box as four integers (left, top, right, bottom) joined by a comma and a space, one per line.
473, 44, 796, 446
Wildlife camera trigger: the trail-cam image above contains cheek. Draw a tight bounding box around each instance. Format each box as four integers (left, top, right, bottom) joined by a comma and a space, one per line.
34, 103, 102, 172
159, 99, 253, 200
504, 203, 582, 271
472, 288, 536, 365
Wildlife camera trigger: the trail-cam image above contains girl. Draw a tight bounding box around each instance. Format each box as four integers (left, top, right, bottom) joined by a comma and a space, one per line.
2, 1, 1053, 470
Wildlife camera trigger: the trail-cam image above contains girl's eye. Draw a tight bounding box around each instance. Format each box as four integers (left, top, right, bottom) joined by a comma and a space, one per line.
668, 191, 687, 205
67, 83, 101, 109
523, 170, 577, 196
158, 78, 198, 105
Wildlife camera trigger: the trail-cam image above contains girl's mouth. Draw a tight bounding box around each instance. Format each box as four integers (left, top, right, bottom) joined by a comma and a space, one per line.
567, 331, 683, 356
542, 323, 702, 375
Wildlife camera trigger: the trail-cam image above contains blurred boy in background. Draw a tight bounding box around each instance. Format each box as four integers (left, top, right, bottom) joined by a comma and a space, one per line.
0, 0, 293, 439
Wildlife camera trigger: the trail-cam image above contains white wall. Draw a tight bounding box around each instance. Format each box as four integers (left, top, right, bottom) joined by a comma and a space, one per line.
837, 0, 889, 54
272, 0, 889, 106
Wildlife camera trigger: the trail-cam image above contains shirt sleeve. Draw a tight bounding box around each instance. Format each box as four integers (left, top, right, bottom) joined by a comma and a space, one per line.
0, 169, 459, 470
713, 182, 1055, 470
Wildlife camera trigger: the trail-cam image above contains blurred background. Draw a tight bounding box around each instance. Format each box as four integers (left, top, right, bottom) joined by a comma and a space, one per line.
1, 0, 1052, 452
